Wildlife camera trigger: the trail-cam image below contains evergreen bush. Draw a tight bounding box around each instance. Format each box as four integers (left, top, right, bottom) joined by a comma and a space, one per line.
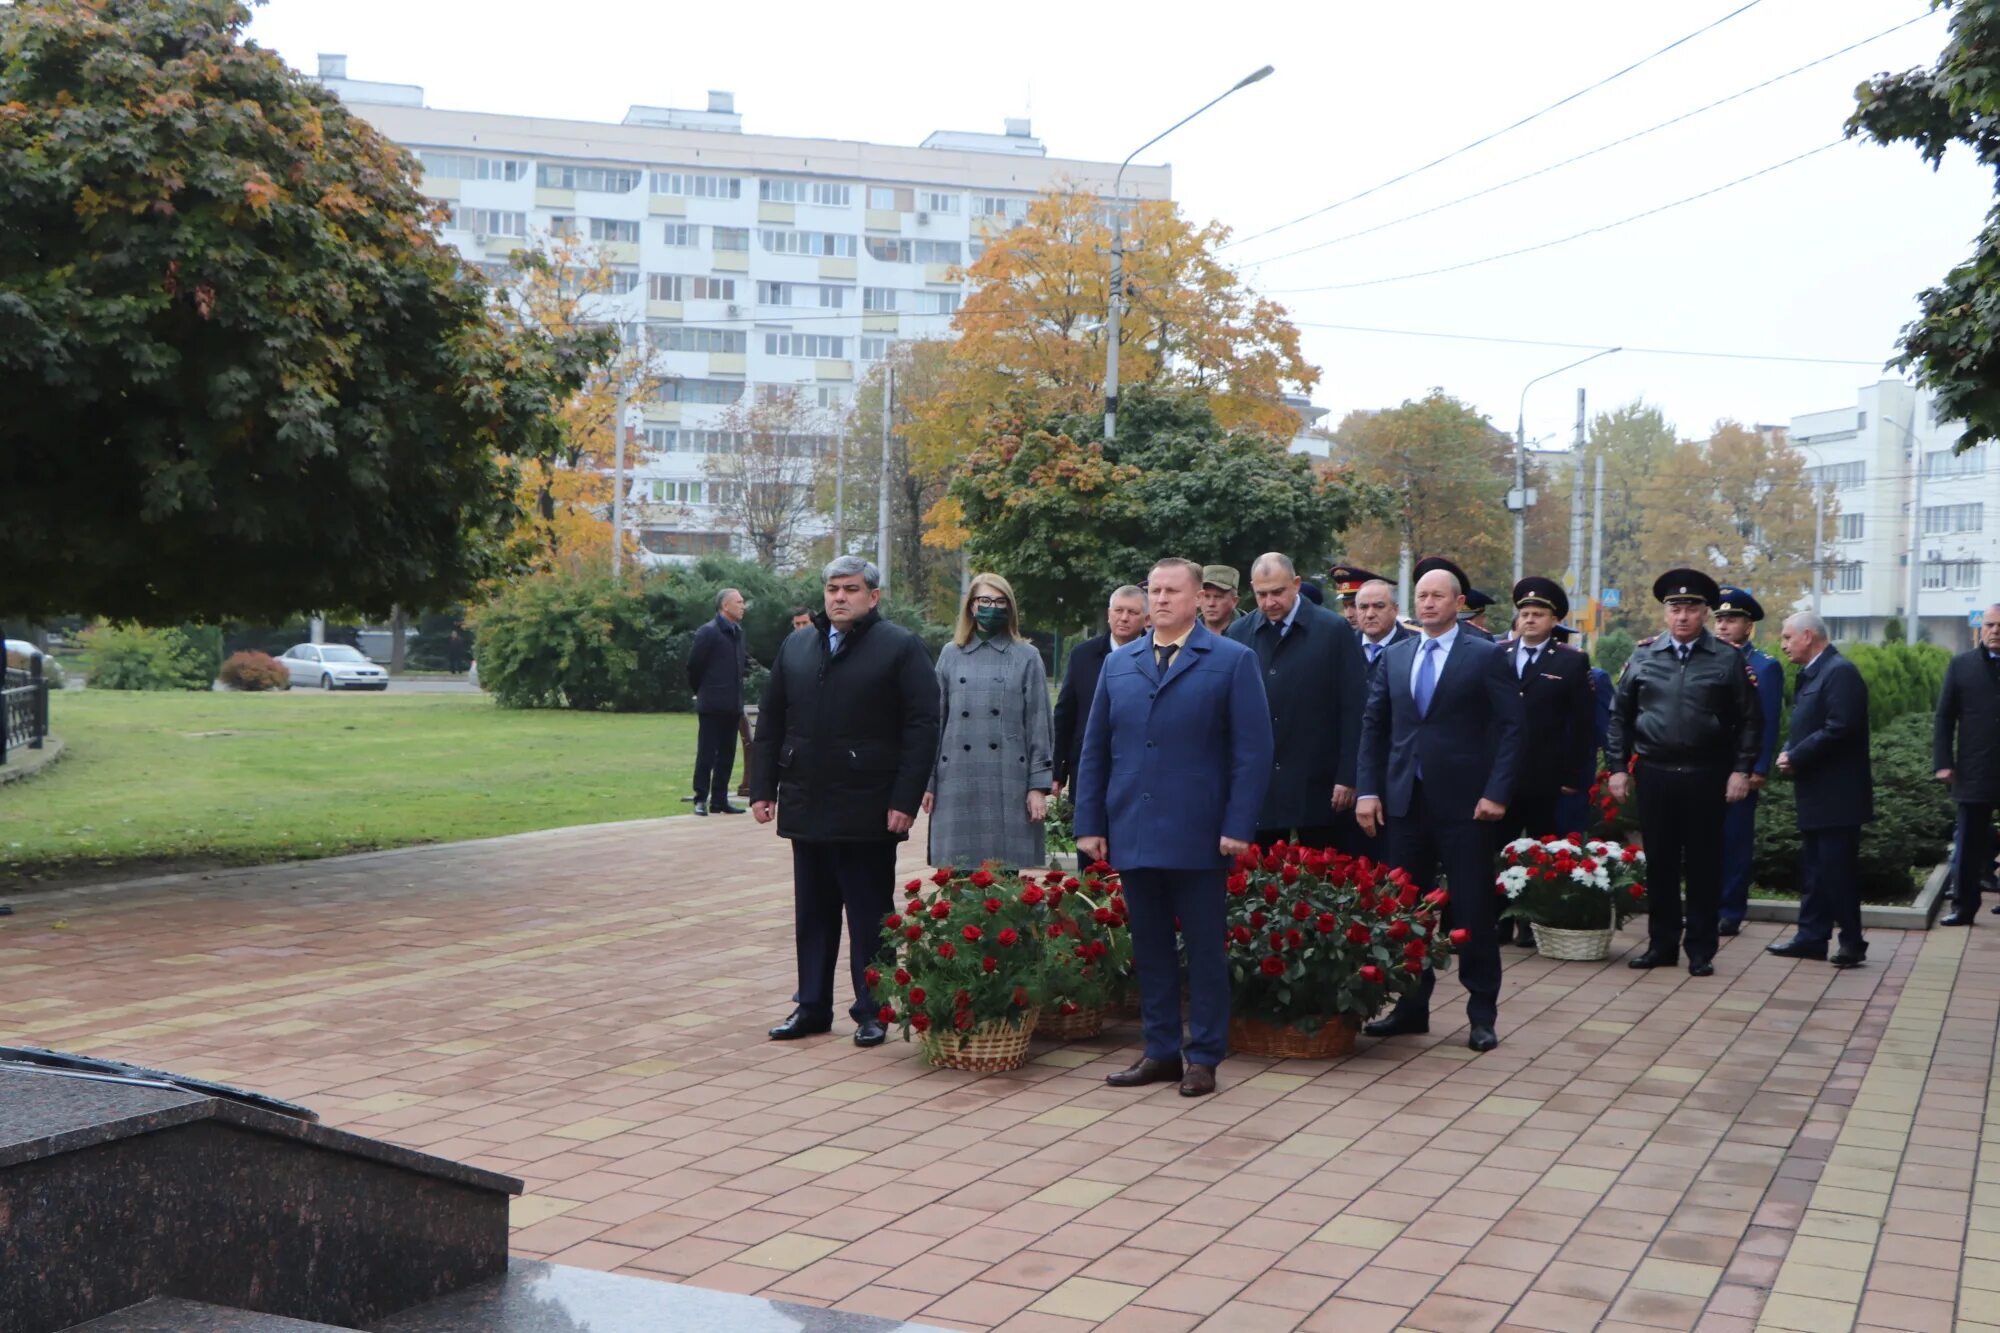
83, 624, 217, 691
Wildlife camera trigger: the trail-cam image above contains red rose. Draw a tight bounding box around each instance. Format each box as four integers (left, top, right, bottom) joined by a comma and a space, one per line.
1281, 863, 1301, 884
1346, 923, 1371, 945
1011, 986, 1028, 1006
1230, 925, 1253, 945
884, 913, 903, 930
905, 879, 922, 892
1291, 901, 1312, 922
1263, 883, 1281, 905
1064, 877, 1081, 889
904, 925, 923, 941
1404, 959, 1424, 974
1387, 920, 1411, 941
1360, 964, 1385, 985
1110, 896, 1127, 917
1399, 884, 1421, 908
1316, 913, 1337, 934
1059, 1001, 1080, 1016
998, 927, 1019, 947
905, 899, 922, 917
1021, 885, 1045, 905
930, 901, 951, 919
962, 925, 983, 942
1086, 861, 1111, 875
982, 955, 999, 973
970, 869, 995, 888
954, 990, 971, 1007
1269, 929, 1286, 951
1226, 871, 1250, 896
1404, 939, 1427, 961
1449, 928, 1470, 946
908, 986, 927, 1004
878, 1004, 895, 1023
937, 942, 956, 959
1259, 955, 1285, 976
984, 897, 1003, 914
1093, 907, 1114, 924
911, 1014, 931, 1032
931, 868, 953, 885
1424, 889, 1449, 907
1250, 910, 1267, 929
1085, 878, 1103, 892
1047, 921, 1066, 938
954, 1010, 975, 1030
894, 967, 912, 985
1630, 884, 1645, 898
1285, 928, 1304, 948
1047, 889, 1065, 910
864, 967, 881, 987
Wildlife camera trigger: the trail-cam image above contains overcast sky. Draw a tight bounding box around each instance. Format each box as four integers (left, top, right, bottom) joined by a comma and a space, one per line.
246, 0, 1988, 451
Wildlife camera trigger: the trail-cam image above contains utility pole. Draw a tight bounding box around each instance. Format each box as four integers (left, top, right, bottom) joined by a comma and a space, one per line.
833, 428, 845, 554
1588, 453, 1605, 653
1809, 479, 1824, 616
610, 371, 629, 579
1512, 414, 1527, 586
878, 363, 894, 598
1567, 388, 1587, 609
1901, 413, 1924, 645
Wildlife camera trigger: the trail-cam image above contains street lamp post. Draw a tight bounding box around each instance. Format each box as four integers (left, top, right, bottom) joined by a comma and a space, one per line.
1886, 414, 1924, 645
1513, 347, 1619, 584
1104, 64, 1273, 443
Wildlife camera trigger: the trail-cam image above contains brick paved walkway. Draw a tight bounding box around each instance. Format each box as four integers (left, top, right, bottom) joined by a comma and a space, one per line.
2, 816, 1994, 1332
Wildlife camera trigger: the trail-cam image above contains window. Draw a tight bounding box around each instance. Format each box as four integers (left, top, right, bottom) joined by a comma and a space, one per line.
662, 223, 699, 247
811, 182, 852, 207
425, 154, 528, 182
1838, 513, 1864, 542
649, 171, 742, 199
911, 290, 959, 315
859, 336, 891, 361
1921, 559, 1983, 590
648, 325, 746, 354
645, 481, 708, 504
641, 426, 676, 452
649, 273, 682, 301
765, 333, 847, 358
760, 178, 807, 203
605, 268, 640, 296
865, 238, 961, 264
656, 275, 737, 301
1825, 562, 1864, 593
863, 287, 898, 312
1926, 446, 1987, 477
919, 191, 961, 214
689, 276, 735, 301
640, 529, 733, 555
537, 164, 641, 193
969, 238, 987, 262
1923, 502, 1984, 535
469, 260, 512, 285
758, 282, 848, 308
759, 229, 859, 257
1806, 460, 1866, 490
867, 185, 915, 211
817, 386, 847, 410
457, 207, 527, 237
589, 217, 640, 243
973, 195, 1022, 221
549, 216, 577, 238
712, 227, 750, 252
654, 379, 744, 405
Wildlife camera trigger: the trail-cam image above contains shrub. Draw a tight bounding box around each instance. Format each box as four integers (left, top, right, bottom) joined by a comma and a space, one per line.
1753, 712, 1952, 899
218, 651, 290, 691
83, 624, 216, 691
1594, 629, 1636, 681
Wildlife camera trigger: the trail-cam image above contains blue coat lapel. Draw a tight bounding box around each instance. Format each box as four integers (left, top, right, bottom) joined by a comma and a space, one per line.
1158, 623, 1212, 692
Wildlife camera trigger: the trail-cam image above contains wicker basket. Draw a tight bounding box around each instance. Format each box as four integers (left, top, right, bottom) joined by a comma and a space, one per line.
1230, 1015, 1357, 1060
921, 1009, 1040, 1071
1534, 925, 1614, 961
1038, 1005, 1104, 1040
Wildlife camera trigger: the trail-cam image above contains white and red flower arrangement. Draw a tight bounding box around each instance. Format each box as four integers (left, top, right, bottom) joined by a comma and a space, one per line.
1496, 836, 1648, 931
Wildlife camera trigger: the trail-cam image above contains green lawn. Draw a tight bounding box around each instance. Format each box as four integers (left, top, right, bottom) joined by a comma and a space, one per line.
1, 691, 703, 887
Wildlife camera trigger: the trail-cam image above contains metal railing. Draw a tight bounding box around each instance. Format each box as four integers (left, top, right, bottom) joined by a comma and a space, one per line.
1, 656, 50, 764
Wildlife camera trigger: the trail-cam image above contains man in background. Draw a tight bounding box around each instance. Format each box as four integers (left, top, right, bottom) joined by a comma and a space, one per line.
1712, 587, 1783, 937
1052, 585, 1148, 796
1771, 611, 1871, 966
789, 606, 814, 633
686, 588, 749, 816
1199, 565, 1242, 636
1935, 603, 2000, 925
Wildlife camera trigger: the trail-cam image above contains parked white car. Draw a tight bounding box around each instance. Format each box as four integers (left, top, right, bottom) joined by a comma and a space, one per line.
278, 644, 389, 691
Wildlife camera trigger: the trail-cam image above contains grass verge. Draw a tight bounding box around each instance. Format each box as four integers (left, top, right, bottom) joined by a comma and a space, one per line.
1, 690, 702, 889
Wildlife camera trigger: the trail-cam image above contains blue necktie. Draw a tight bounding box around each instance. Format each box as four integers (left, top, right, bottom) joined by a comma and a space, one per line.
1365, 642, 1381, 665
828, 629, 844, 656
1415, 639, 1440, 717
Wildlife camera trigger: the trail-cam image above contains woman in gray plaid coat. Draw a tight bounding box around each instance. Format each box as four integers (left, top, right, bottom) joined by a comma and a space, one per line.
923, 573, 1055, 871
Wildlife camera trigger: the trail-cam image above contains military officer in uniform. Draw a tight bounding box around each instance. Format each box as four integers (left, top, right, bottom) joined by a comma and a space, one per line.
1711, 586, 1783, 936
1328, 564, 1378, 630
1606, 569, 1762, 976
1460, 587, 1498, 641
1494, 577, 1595, 947
1199, 565, 1243, 636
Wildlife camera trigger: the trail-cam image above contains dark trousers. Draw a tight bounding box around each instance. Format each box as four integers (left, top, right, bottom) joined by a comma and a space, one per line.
1554, 790, 1591, 840
1383, 783, 1502, 1029
1719, 789, 1759, 924
1953, 802, 1996, 911
1636, 761, 1729, 962
1509, 789, 1562, 844
1797, 826, 1863, 950
1256, 824, 1340, 852
791, 840, 898, 1024
693, 709, 739, 804
1121, 867, 1229, 1067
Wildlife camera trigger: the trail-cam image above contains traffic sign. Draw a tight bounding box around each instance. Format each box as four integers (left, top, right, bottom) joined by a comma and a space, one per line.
1602, 589, 1622, 608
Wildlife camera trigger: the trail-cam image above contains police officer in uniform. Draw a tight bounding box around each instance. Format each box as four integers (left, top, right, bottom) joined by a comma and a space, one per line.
1328, 564, 1378, 630
1711, 586, 1783, 936
1461, 587, 1498, 641
1606, 569, 1762, 976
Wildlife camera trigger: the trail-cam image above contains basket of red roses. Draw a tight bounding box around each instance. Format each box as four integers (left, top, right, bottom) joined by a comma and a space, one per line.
870, 865, 1047, 1071
1496, 836, 1649, 961
1226, 842, 1459, 1059
1037, 864, 1130, 1040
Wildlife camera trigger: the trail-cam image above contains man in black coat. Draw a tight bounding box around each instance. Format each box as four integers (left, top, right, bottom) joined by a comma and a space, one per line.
752, 557, 942, 1046
1494, 578, 1594, 840
1228, 552, 1367, 849
1051, 585, 1148, 796
1770, 611, 1871, 965
1934, 603, 2000, 925
1343, 573, 1410, 860
686, 588, 749, 816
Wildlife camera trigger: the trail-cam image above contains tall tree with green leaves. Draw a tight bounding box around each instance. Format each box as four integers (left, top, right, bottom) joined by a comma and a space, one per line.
0, 0, 605, 621
1332, 392, 1514, 589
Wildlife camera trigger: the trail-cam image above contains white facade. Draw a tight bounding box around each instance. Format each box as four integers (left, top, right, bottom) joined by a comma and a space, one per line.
312, 62, 1172, 566
1791, 379, 1992, 645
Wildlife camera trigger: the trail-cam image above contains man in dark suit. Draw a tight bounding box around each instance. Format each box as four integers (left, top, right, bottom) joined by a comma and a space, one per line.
1934, 603, 2000, 925
1341, 574, 1411, 862
1770, 611, 1871, 966
1711, 587, 1784, 936
686, 587, 749, 816
1228, 552, 1367, 850
1355, 565, 1525, 1051
752, 557, 941, 1046
1051, 585, 1148, 797
1412, 556, 1496, 642
1075, 557, 1272, 1097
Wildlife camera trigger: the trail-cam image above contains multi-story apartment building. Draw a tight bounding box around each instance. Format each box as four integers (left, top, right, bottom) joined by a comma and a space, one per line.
311, 57, 1172, 565
1791, 379, 1992, 645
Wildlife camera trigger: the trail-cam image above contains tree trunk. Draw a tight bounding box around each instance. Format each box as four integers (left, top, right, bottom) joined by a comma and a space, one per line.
389, 604, 408, 675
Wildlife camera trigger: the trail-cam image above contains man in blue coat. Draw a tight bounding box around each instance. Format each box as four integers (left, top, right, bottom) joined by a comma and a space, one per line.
1771, 611, 1871, 966
1075, 557, 1272, 1097
1711, 587, 1783, 935
1355, 565, 1525, 1051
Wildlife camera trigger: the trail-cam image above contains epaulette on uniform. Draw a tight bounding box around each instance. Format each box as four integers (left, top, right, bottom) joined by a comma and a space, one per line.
1636, 636, 1657, 648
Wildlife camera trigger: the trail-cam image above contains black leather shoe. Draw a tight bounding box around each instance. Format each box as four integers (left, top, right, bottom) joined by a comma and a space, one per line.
1494, 920, 1516, 945
1467, 1026, 1498, 1052
1766, 937, 1828, 960
1516, 924, 1536, 950
712, 802, 747, 815
1688, 958, 1715, 977
1830, 946, 1868, 969
1362, 1014, 1429, 1039
1990, 901, 2000, 916
1106, 1055, 1183, 1088
853, 1017, 887, 1047
1179, 1064, 1217, 1097
693, 799, 709, 817
768, 1010, 832, 1040
1629, 950, 1678, 969
1942, 910, 1978, 927
1717, 919, 1742, 937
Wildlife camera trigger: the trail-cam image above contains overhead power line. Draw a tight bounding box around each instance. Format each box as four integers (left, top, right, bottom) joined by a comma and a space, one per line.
1241, 13, 1931, 268
1220, 0, 1768, 253
1289, 320, 1885, 367
1264, 139, 1847, 295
